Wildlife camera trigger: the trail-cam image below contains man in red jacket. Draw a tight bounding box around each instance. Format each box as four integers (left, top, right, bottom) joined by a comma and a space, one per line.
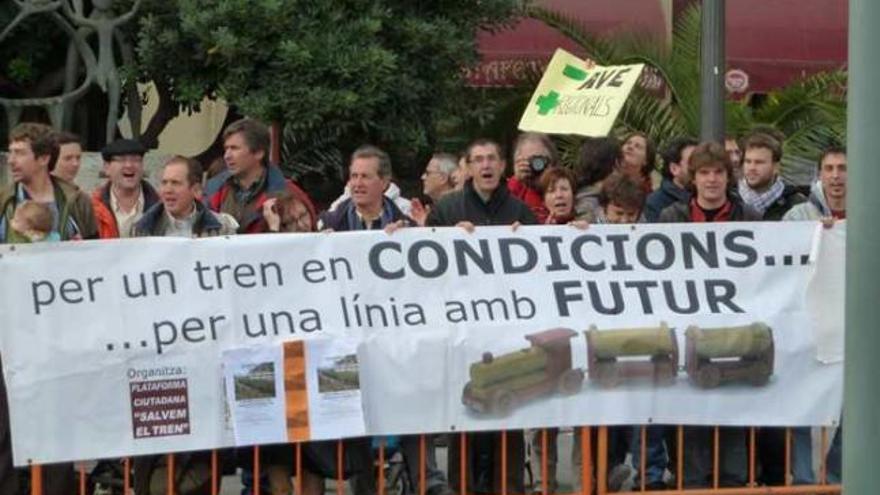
204, 118, 316, 233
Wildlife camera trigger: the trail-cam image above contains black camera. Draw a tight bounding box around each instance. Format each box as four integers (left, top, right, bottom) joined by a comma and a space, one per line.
528, 155, 551, 174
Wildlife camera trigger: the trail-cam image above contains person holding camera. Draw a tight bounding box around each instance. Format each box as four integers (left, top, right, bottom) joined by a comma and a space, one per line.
507, 132, 558, 223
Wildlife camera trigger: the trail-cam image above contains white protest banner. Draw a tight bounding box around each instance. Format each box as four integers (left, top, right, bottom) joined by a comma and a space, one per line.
0, 222, 842, 465
518, 48, 644, 136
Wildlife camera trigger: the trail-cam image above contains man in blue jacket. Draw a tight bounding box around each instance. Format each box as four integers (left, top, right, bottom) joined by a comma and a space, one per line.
644, 136, 697, 222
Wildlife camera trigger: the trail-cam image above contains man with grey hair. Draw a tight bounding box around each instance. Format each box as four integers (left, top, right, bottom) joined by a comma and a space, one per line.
318, 145, 410, 231
422, 152, 458, 201
327, 146, 413, 216
410, 152, 459, 225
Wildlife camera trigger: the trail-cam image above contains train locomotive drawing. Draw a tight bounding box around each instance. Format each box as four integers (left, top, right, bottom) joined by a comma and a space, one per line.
462, 322, 775, 416
461, 328, 584, 416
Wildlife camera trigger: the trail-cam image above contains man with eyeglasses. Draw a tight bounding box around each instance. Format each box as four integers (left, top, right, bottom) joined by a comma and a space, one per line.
427, 138, 535, 495
427, 139, 536, 228
422, 153, 458, 202
408, 153, 459, 226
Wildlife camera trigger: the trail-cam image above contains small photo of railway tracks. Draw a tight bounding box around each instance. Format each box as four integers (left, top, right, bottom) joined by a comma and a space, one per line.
234, 362, 277, 400
318, 354, 360, 393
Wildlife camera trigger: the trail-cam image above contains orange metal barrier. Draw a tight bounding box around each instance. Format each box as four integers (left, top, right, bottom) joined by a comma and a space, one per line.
27, 426, 842, 495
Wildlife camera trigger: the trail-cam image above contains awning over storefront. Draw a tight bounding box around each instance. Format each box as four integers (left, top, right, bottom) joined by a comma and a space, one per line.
472, 0, 847, 93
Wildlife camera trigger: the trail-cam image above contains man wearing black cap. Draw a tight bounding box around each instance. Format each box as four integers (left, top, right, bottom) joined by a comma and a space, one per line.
91, 138, 159, 238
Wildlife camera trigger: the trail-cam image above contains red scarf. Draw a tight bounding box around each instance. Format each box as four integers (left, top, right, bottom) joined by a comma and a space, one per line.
689, 198, 733, 222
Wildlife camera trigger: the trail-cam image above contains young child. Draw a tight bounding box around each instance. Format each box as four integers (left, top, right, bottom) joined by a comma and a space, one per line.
262, 192, 314, 233
595, 171, 646, 224
597, 172, 648, 491
10, 200, 60, 243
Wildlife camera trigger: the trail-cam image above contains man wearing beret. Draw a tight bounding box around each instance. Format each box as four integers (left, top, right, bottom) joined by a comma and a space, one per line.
91, 138, 160, 238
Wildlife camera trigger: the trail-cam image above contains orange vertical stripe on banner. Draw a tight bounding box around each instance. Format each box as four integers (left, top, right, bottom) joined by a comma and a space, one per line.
284, 341, 311, 442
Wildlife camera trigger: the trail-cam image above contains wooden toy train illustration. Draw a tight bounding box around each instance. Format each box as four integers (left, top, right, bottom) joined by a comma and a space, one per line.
462, 323, 774, 416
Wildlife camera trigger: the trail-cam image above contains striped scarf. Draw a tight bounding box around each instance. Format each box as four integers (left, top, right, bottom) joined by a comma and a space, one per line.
738, 177, 784, 215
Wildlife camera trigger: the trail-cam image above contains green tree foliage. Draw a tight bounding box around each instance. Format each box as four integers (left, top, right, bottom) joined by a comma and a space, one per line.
529, 3, 846, 181
0, 4, 72, 93
134, 0, 524, 184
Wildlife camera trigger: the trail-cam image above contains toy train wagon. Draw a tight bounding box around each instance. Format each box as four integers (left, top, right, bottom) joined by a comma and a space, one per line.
462, 328, 584, 416
685, 323, 775, 388
584, 323, 679, 387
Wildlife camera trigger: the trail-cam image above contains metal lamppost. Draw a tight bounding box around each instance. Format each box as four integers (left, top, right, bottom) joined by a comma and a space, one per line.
844, 0, 880, 491
700, 0, 725, 142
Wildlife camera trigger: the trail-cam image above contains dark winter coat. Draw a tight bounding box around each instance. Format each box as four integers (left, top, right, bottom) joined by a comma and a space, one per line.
426, 179, 537, 227
644, 178, 690, 222
760, 185, 807, 221
658, 197, 762, 223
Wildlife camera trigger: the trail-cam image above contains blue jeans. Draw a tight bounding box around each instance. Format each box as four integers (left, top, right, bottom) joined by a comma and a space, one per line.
630, 425, 667, 485
791, 427, 815, 485
793, 424, 843, 485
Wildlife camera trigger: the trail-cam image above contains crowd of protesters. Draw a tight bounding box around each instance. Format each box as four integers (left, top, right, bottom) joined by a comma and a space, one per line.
0, 118, 845, 495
